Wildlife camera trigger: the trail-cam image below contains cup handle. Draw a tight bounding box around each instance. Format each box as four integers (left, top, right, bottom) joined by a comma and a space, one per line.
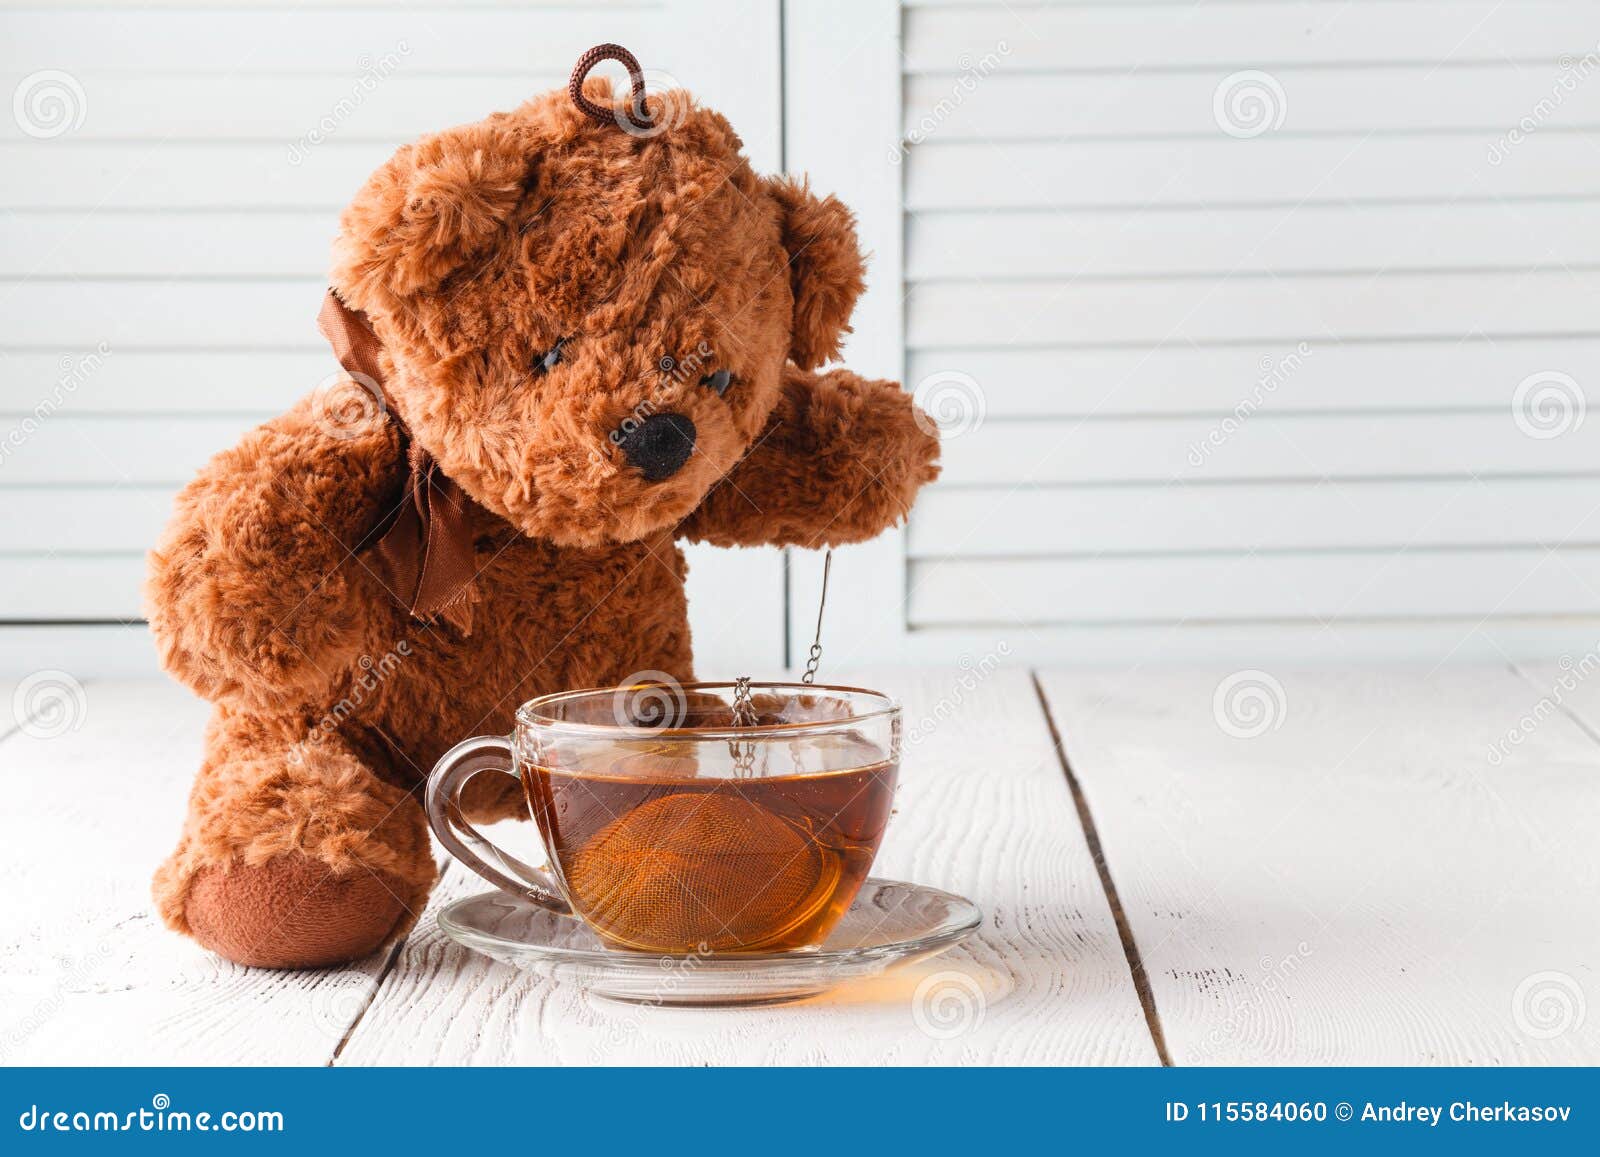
424, 734, 572, 914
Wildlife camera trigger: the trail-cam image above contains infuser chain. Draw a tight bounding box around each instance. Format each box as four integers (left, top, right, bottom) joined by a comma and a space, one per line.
800, 550, 832, 686
728, 675, 758, 777
730, 675, 758, 727
727, 550, 833, 776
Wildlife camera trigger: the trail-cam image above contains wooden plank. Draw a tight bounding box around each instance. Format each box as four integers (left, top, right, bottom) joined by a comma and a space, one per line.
905, 339, 1600, 416
338, 668, 1159, 1065
0, 626, 161, 678
0, 9, 666, 73
908, 203, 1600, 280
1, 213, 335, 277
681, 2, 784, 172
909, 548, 1600, 626
0, 556, 149, 619
938, 414, 1600, 487
783, 0, 913, 664
908, 271, 1600, 348
910, 478, 1600, 559
850, 619, 1600, 668
2, 281, 324, 348
905, 65, 1600, 140
1038, 667, 1600, 1063
679, 542, 785, 680
906, 134, 1600, 210
0, 680, 388, 1064
0, 143, 389, 210
9, 487, 176, 553
905, 4, 1600, 72
0, 72, 562, 144
1, 352, 329, 414
0, 416, 263, 483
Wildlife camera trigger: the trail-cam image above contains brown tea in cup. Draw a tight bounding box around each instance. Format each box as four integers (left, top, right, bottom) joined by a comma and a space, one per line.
523, 756, 896, 953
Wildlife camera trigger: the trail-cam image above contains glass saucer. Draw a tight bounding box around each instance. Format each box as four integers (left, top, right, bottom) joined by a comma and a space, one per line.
437, 878, 982, 1007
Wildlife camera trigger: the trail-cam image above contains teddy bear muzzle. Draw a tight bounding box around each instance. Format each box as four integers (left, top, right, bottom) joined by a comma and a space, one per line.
616, 412, 697, 481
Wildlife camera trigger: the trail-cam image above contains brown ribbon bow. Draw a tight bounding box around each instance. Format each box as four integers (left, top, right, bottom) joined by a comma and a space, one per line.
317, 290, 481, 633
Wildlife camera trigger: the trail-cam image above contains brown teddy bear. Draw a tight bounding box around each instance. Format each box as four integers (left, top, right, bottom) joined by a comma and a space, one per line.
146, 47, 940, 969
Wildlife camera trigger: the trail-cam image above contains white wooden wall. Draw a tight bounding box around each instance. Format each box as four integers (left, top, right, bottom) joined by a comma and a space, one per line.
8, 1, 1600, 674
793, 0, 1600, 667
0, 0, 783, 677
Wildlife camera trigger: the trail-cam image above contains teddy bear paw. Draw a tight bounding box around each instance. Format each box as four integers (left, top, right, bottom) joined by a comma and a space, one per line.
181, 854, 412, 969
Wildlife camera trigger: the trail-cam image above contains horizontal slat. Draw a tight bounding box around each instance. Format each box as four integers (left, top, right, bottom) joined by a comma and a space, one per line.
906, 134, 1600, 209
0, 417, 263, 483
1, 213, 333, 277
905, 4, 1599, 72
1, 352, 331, 413
905, 339, 1600, 415
0, 555, 147, 619
2, 281, 324, 348
17, 386, 1577, 490
0, 625, 159, 678
908, 271, 1600, 347
1, 10, 664, 72
3, 618, 1589, 674
907, 203, 1600, 279
935, 618, 1600, 665
905, 65, 1600, 140
939, 414, 1600, 485
0, 72, 560, 143
908, 548, 1600, 625
39, 132, 1591, 213
910, 479, 1600, 558
0, 144, 389, 209
10, 488, 176, 552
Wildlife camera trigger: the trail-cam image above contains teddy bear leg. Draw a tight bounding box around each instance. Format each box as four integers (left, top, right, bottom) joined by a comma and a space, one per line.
153, 714, 437, 969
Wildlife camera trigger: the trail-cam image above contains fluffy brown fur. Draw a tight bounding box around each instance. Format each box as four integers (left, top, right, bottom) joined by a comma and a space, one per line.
147, 77, 939, 969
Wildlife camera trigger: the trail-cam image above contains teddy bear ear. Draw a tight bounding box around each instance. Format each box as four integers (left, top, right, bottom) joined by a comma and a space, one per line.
763, 175, 867, 370
330, 120, 531, 315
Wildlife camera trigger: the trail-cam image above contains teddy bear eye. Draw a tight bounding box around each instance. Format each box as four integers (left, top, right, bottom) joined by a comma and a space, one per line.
701, 369, 734, 397
534, 339, 568, 375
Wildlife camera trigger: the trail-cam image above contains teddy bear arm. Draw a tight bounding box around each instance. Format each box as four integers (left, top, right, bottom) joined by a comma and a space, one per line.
145, 402, 402, 713
679, 366, 941, 549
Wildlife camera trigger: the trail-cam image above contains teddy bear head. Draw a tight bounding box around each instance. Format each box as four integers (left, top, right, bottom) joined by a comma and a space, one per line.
328, 74, 866, 548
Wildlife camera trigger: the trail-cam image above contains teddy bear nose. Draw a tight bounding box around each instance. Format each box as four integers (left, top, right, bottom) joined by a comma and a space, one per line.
618, 413, 697, 481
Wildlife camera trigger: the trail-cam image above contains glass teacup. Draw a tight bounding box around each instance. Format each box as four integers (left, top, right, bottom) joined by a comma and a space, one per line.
426, 682, 901, 954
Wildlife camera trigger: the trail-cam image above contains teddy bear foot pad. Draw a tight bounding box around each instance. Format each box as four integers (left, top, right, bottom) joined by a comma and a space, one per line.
438, 878, 980, 1007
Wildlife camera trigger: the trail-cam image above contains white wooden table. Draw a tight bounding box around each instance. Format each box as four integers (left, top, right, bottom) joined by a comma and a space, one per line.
3, 666, 1595, 1066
